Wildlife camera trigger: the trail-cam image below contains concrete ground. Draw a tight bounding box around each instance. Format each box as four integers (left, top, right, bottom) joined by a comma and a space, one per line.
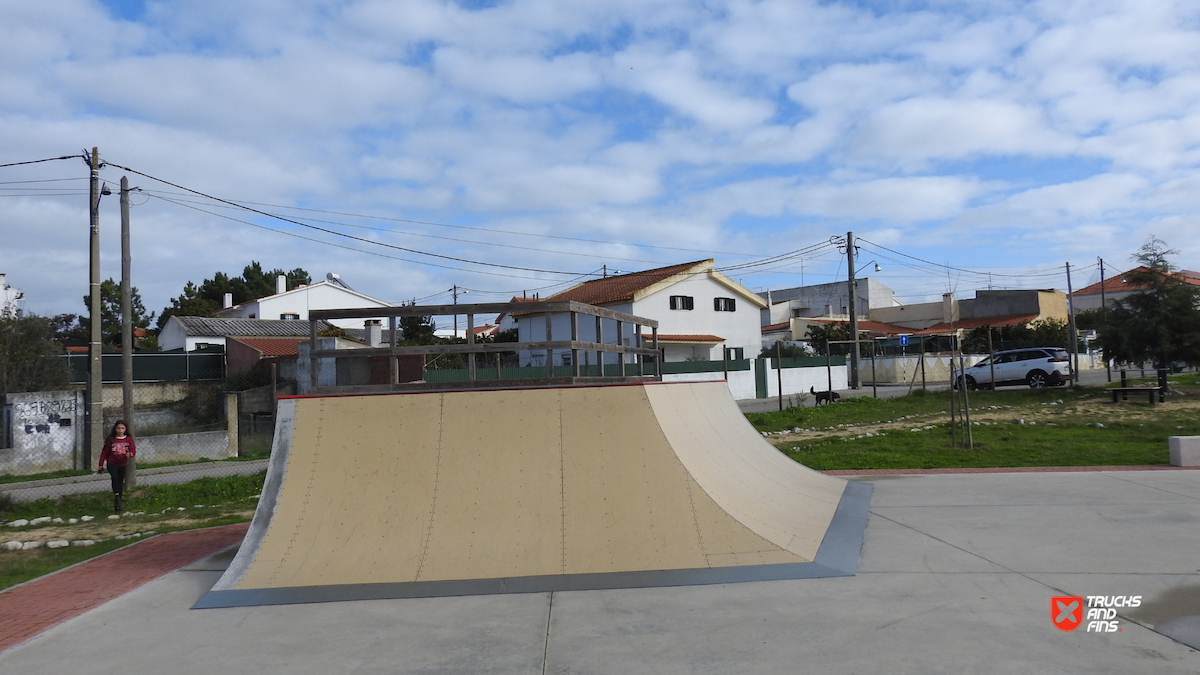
1, 468, 1197, 674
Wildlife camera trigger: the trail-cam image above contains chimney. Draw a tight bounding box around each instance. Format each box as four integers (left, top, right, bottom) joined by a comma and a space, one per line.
223, 292, 233, 309
365, 319, 382, 348
276, 275, 287, 295
942, 293, 960, 324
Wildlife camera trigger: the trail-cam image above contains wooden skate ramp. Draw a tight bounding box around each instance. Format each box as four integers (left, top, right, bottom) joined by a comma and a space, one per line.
196, 381, 870, 608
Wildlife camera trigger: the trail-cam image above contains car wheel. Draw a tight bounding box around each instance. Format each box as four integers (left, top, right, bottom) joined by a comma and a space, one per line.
965, 376, 978, 391
1026, 371, 1048, 388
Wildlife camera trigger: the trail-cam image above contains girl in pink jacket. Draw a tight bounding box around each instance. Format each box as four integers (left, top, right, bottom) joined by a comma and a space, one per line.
98, 420, 136, 513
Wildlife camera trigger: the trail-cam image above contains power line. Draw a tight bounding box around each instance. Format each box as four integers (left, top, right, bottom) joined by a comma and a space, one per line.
139, 190, 675, 266
148, 194, 571, 281
141, 188, 768, 258
0, 155, 83, 169
108, 162, 592, 278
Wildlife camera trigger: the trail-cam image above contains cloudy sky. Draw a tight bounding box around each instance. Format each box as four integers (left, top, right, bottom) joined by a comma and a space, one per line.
3, 0, 1199, 322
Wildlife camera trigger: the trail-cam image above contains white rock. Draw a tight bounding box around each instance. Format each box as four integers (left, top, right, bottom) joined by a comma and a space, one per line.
52, 517, 64, 523
108, 515, 120, 520
1029, 421, 1037, 425
2, 541, 22, 551
80, 515, 95, 522
115, 534, 128, 540
8, 519, 29, 528
142, 530, 156, 536
21, 541, 42, 550
47, 540, 69, 549
72, 540, 96, 547
68, 518, 79, 524
1094, 423, 1105, 428
29, 517, 51, 526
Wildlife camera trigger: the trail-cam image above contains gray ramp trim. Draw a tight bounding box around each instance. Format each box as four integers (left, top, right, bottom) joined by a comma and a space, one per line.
207, 398, 296, 592
193, 479, 872, 609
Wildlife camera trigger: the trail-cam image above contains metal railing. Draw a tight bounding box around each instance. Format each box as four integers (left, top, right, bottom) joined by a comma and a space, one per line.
307, 300, 661, 393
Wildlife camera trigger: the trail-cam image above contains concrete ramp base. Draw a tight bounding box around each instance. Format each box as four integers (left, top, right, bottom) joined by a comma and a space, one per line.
196, 381, 871, 608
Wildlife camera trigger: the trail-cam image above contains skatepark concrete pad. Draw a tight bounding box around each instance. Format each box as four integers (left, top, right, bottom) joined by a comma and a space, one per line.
195, 381, 870, 608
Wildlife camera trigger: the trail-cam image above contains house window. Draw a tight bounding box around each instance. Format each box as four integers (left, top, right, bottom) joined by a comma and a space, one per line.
280, 313, 300, 320
669, 295, 694, 310
713, 297, 736, 312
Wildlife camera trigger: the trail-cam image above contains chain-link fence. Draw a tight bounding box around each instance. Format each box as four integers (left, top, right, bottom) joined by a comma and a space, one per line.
1, 386, 271, 504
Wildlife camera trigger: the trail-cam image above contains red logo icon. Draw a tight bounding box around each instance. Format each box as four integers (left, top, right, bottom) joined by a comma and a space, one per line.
1053, 596, 1084, 631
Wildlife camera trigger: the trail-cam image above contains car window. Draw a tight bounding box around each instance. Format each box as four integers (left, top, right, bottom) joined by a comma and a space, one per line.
994, 354, 1012, 364
973, 357, 992, 367
1014, 351, 1039, 362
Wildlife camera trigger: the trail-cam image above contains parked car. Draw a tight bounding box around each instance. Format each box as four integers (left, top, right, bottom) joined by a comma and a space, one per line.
955, 348, 1073, 389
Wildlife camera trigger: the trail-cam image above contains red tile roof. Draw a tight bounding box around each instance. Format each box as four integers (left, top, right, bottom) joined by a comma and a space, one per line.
545, 260, 711, 305
805, 318, 913, 335
913, 314, 1040, 334
762, 321, 790, 332
1073, 267, 1200, 296
230, 337, 308, 357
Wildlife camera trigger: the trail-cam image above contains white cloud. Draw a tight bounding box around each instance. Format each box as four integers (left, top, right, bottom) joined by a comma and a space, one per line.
847, 97, 1074, 167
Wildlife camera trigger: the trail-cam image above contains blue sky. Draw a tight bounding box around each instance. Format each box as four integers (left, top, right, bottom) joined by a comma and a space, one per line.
2, 0, 1199, 318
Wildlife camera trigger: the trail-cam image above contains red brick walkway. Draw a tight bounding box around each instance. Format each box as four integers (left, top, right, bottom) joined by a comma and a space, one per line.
0, 522, 248, 653
823, 464, 1200, 476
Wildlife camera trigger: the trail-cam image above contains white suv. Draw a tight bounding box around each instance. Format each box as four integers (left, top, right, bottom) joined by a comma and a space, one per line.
956, 347, 1072, 390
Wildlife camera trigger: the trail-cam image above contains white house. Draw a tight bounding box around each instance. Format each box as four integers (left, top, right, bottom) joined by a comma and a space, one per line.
158, 316, 330, 353
215, 275, 393, 329
1, 273, 23, 316
516, 260, 767, 364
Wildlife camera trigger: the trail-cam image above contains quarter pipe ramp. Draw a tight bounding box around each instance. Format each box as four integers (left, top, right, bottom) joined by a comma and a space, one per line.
196, 381, 870, 608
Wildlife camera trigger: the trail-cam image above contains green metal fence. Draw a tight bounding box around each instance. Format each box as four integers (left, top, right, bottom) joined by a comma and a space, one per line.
63, 352, 225, 383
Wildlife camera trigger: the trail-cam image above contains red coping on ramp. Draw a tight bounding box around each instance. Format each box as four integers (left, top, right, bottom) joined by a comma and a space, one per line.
0, 523, 249, 653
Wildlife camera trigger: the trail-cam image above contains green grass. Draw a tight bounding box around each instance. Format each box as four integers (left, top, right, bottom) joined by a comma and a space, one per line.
0, 472, 266, 521
747, 385, 1200, 471
0, 472, 265, 591
0, 468, 94, 485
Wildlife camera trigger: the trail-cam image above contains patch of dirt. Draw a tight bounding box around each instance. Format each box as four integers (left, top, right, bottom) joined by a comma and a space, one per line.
765, 390, 1200, 445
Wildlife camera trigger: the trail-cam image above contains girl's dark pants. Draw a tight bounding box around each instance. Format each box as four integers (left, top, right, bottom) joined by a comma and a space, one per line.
107, 465, 127, 511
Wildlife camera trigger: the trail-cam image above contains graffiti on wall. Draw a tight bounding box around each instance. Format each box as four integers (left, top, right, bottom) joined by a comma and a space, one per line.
14, 397, 76, 435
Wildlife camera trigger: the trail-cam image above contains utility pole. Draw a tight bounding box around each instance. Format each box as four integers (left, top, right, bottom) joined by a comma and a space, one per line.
451, 285, 468, 338
120, 176, 136, 489
1065, 262, 1079, 387
1098, 257, 1110, 382
845, 231, 860, 390
86, 148, 103, 471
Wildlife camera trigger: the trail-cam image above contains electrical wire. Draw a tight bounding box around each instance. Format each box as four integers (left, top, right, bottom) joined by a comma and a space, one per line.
0, 155, 82, 169
108, 162, 593, 278
149, 194, 575, 283
139, 190, 675, 266
140, 187, 768, 258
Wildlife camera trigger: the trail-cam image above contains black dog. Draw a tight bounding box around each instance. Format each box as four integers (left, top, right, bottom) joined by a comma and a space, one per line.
810, 386, 841, 406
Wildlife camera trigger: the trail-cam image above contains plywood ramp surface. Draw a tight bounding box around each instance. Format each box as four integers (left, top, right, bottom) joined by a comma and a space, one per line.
205, 381, 862, 604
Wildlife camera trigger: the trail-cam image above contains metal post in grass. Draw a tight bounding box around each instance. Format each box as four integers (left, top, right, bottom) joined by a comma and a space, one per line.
870, 339, 877, 399
776, 341, 783, 411
920, 337, 927, 390
949, 349, 958, 448
960, 353, 973, 449
987, 328, 996, 390
825, 341, 832, 395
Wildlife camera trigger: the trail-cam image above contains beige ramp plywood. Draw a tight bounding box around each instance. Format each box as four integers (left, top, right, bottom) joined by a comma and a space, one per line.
235, 393, 445, 589
414, 388, 566, 582
644, 381, 845, 561
559, 385, 805, 573
558, 385, 707, 574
